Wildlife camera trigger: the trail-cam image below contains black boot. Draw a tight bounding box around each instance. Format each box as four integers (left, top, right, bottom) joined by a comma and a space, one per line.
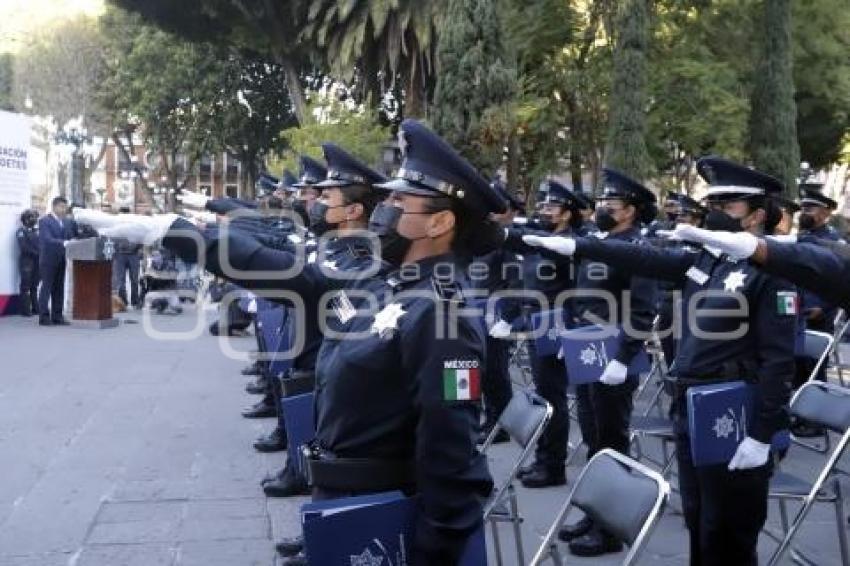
568, 525, 623, 557
275, 535, 304, 557
558, 516, 594, 542
245, 375, 269, 395
263, 463, 309, 497
279, 551, 307, 565
476, 425, 509, 445
241, 397, 276, 419
253, 426, 287, 453
520, 463, 566, 488
241, 362, 262, 376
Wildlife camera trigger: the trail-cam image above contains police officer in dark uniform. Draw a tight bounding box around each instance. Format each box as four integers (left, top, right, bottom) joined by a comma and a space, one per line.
78, 119, 503, 565
16, 209, 40, 316
650, 194, 707, 364
772, 195, 799, 236
505, 180, 583, 488
574, 191, 598, 236
524, 157, 797, 566
469, 180, 524, 444
553, 169, 658, 557
797, 184, 843, 334
659, 225, 850, 312
241, 156, 328, 420
112, 207, 143, 308
261, 143, 386, 502
644, 192, 682, 238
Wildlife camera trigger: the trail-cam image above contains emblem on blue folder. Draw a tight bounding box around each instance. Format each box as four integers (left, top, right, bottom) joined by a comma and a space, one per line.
560, 325, 650, 385
687, 381, 788, 467
350, 547, 384, 566
579, 342, 608, 368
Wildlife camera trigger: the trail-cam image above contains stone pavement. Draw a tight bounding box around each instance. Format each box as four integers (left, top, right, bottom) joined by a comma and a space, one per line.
0, 306, 846, 565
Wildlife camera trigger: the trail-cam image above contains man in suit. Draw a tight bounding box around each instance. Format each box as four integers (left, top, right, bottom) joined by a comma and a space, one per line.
37, 196, 74, 325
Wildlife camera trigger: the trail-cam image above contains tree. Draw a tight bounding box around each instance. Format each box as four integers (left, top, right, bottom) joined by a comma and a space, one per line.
303, 0, 446, 118
12, 16, 109, 130
97, 8, 295, 208
792, 0, 850, 168
431, 0, 515, 176
605, 0, 652, 181
268, 93, 390, 176
0, 53, 14, 111
110, 0, 317, 124
749, 0, 800, 193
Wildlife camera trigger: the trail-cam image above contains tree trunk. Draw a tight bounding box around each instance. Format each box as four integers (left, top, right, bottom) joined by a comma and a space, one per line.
278, 55, 309, 125
404, 56, 427, 119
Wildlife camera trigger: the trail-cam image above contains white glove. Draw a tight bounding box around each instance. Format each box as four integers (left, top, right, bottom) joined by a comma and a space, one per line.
176, 191, 210, 209
489, 319, 511, 339
599, 360, 628, 386
183, 209, 217, 224
767, 234, 797, 244
247, 299, 258, 314
73, 209, 179, 246
63, 240, 71, 248
72, 208, 120, 230
657, 224, 759, 260
728, 436, 770, 471
522, 235, 577, 256
98, 222, 153, 244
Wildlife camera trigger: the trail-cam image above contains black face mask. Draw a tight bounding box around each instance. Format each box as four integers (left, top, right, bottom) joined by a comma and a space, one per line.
665, 212, 678, 222
292, 200, 309, 226
308, 202, 343, 237
537, 214, 557, 232
704, 209, 744, 232
798, 213, 816, 231
369, 203, 414, 266
595, 208, 618, 232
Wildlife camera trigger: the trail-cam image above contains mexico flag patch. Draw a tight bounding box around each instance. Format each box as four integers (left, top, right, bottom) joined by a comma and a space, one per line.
777, 291, 799, 316
443, 360, 481, 402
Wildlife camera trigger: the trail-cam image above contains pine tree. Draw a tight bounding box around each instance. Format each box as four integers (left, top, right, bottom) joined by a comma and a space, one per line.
604, 0, 652, 181
749, 0, 800, 194
432, 0, 516, 176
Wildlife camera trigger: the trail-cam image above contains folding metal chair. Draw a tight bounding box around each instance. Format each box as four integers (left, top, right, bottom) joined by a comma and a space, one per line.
481, 389, 553, 566
765, 381, 850, 566
629, 325, 676, 478
530, 449, 670, 566
830, 311, 850, 387
792, 329, 836, 453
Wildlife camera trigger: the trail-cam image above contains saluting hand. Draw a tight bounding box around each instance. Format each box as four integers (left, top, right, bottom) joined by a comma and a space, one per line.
522, 235, 577, 256
488, 319, 512, 339
657, 224, 759, 260
728, 437, 771, 471
599, 360, 628, 386
176, 191, 210, 210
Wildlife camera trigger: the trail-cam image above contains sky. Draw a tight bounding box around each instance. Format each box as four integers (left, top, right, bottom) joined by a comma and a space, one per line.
0, 0, 104, 52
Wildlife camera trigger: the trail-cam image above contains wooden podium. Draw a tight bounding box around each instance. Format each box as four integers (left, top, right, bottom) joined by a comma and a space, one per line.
65, 237, 120, 329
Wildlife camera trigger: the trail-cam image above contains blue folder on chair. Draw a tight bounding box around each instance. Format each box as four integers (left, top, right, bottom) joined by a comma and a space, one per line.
301, 491, 487, 566
687, 381, 790, 467
559, 325, 651, 385
281, 392, 315, 474
529, 308, 572, 357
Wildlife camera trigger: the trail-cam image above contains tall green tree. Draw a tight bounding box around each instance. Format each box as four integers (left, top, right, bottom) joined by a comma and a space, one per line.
605, 0, 652, 181
431, 0, 515, 175
792, 0, 850, 168
303, 1, 445, 118
749, 0, 799, 192
0, 53, 14, 112
110, 0, 317, 124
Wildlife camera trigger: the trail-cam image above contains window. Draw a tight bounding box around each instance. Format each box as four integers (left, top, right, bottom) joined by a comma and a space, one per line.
225, 185, 238, 198
198, 184, 212, 196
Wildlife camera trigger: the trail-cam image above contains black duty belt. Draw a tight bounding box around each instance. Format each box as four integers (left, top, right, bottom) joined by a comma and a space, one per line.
281, 369, 315, 397
302, 445, 415, 492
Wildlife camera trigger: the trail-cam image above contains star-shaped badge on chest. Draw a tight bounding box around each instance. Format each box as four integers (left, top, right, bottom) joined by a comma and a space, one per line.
370, 302, 406, 339
723, 270, 747, 292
